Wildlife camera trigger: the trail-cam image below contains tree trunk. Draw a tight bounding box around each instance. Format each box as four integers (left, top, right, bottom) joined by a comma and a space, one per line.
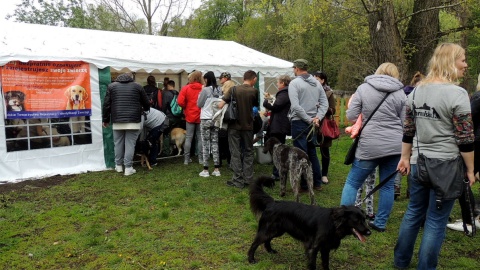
366, 0, 406, 79
403, 0, 440, 83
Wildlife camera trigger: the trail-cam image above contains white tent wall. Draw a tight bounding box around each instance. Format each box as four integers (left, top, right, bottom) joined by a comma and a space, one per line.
0, 64, 106, 183
0, 22, 293, 183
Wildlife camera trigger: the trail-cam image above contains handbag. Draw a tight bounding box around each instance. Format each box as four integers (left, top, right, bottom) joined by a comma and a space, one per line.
413, 89, 465, 209
223, 87, 238, 121
416, 153, 464, 209
344, 92, 391, 165
320, 116, 340, 140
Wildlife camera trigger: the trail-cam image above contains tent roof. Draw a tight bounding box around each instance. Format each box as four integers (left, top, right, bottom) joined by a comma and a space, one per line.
0, 22, 292, 77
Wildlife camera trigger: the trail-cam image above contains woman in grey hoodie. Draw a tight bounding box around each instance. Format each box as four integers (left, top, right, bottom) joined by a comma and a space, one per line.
340, 62, 405, 232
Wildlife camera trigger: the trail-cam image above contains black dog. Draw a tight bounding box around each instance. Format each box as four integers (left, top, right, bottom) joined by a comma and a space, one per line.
135, 139, 152, 170
248, 176, 371, 270
263, 137, 315, 204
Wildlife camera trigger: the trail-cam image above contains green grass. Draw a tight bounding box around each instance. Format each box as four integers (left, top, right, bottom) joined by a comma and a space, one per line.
0, 135, 478, 269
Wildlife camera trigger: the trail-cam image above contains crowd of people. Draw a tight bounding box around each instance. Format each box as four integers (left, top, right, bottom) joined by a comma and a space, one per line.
102, 42, 479, 269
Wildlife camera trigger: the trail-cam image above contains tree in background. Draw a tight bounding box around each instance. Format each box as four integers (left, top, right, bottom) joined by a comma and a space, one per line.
99, 0, 190, 35
6, 0, 480, 91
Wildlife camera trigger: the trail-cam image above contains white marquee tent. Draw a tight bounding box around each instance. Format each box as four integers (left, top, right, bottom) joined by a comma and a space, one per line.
0, 22, 293, 183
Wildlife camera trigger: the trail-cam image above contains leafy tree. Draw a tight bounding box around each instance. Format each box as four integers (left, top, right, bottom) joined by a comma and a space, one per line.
7, 0, 147, 33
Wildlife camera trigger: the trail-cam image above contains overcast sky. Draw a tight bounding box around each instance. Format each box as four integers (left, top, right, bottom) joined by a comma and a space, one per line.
0, 0, 201, 23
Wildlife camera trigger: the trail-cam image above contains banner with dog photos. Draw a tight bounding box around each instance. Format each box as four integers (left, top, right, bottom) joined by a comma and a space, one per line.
1, 61, 91, 119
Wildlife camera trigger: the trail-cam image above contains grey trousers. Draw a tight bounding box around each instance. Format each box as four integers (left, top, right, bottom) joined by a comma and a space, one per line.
113, 128, 141, 168
228, 128, 254, 186
184, 122, 202, 162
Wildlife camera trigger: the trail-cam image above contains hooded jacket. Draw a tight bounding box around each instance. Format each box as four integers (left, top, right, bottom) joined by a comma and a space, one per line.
288, 74, 328, 123
177, 82, 203, 123
347, 75, 405, 160
102, 73, 150, 124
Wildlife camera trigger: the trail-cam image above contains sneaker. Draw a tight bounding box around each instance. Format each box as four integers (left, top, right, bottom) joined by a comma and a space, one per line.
199, 171, 210, 177
124, 167, 136, 176
115, 165, 123, 173
314, 185, 323, 191
322, 176, 329, 184
447, 218, 480, 231
368, 221, 385, 232
212, 170, 221, 177
184, 158, 192, 165
226, 180, 244, 188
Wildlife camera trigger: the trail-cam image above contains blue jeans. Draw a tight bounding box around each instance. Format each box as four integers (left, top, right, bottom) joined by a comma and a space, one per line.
291, 120, 322, 188
146, 124, 164, 164
394, 165, 455, 270
340, 155, 400, 228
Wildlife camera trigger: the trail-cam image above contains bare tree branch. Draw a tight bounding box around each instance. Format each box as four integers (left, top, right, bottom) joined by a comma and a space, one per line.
395, 1, 465, 23
437, 23, 480, 38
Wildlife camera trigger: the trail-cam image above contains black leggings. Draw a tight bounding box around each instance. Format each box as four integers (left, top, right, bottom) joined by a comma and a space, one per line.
320, 147, 330, 177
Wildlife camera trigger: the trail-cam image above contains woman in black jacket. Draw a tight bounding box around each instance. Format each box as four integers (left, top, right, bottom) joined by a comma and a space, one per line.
263, 75, 291, 179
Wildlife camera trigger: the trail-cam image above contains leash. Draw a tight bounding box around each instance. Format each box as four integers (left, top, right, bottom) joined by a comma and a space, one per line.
292, 122, 314, 142
463, 179, 476, 237
355, 169, 399, 208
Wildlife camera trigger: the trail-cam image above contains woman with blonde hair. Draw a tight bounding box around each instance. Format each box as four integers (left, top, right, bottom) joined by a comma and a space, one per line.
340, 62, 405, 232
394, 43, 474, 269
177, 71, 204, 165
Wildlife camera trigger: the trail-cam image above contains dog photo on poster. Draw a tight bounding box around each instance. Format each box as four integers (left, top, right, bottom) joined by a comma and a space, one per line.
1, 61, 91, 119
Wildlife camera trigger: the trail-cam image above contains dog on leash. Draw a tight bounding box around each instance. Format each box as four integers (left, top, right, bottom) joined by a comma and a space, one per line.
263, 137, 315, 204
248, 176, 371, 270
170, 128, 186, 156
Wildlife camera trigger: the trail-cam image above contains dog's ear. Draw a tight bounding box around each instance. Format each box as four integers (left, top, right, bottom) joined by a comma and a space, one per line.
64, 87, 72, 98
332, 206, 347, 230
83, 89, 88, 99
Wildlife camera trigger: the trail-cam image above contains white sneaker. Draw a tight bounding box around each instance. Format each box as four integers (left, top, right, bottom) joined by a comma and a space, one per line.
212, 170, 221, 177
447, 220, 471, 232
124, 167, 136, 176
115, 165, 123, 173
199, 171, 210, 177
475, 216, 480, 229
446, 218, 480, 232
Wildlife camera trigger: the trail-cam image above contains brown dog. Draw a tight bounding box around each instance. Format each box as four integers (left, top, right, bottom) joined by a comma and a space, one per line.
170, 128, 186, 156
65, 85, 88, 110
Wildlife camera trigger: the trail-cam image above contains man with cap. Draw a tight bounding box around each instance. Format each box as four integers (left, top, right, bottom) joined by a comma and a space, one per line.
289, 59, 328, 191
219, 72, 236, 96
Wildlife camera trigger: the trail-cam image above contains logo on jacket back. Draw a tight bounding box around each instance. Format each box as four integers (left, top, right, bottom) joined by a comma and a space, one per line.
414, 103, 441, 120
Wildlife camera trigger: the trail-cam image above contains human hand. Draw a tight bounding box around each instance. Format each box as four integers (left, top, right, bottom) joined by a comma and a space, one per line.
397, 158, 410, 176
102, 122, 109, 128
466, 171, 475, 186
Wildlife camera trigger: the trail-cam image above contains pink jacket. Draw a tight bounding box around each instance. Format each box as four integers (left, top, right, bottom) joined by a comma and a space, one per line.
345, 94, 362, 138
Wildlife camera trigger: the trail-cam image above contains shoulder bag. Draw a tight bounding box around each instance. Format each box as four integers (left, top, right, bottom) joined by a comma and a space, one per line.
320, 115, 340, 140
413, 89, 465, 210
344, 92, 391, 165
223, 86, 238, 121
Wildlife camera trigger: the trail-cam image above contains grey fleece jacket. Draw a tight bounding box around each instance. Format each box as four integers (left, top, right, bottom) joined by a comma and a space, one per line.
347, 75, 405, 160
288, 74, 328, 123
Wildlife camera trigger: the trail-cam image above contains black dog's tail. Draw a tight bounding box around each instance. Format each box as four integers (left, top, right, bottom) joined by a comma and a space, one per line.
249, 176, 276, 218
